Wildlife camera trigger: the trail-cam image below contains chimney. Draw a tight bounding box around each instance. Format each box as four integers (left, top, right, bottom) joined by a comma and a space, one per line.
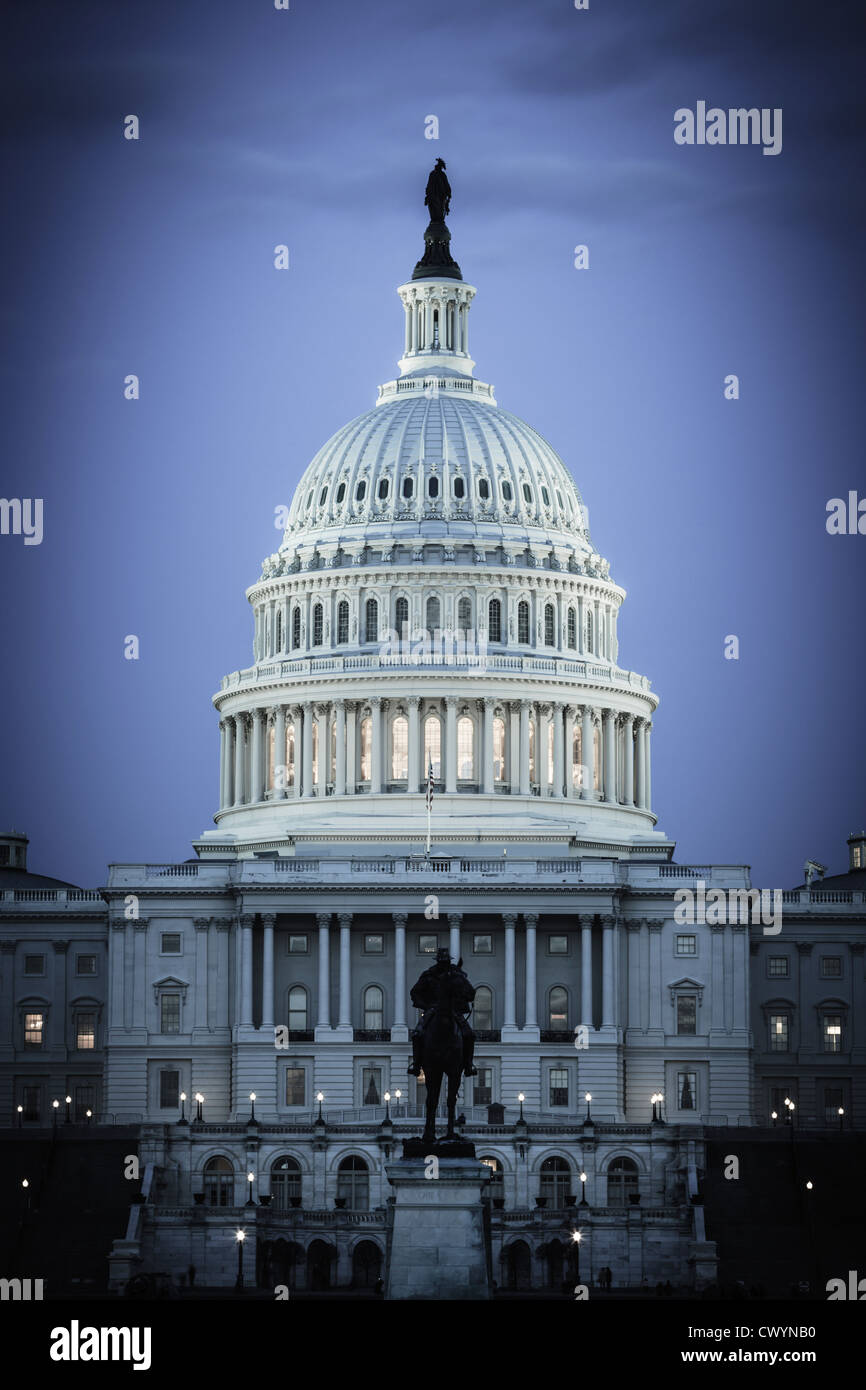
804, 859, 826, 887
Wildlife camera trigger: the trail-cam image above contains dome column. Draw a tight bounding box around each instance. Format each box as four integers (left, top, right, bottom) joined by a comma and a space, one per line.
482, 697, 494, 794
302, 703, 314, 796
218, 720, 228, 811
563, 705, 576, 798
552, 702, 564, 796
580, 705, 594, 800
316, 704, 329, 793
645, 721, 653, 811
635, 718, 647, 809
250, 708, 265, 803
222, 717, 234, 809
370, 698, 383, 794
622, 713, 635, 806
233, 715, 246, 805
335, 699, 347, 795
407, 697, 420, 792
538, 705, 551, 795
518, 702, 531, 795
603, 708, 617, 803
274, 706, 287, 798
345, 702, 356, 794
445, 697, 457, 793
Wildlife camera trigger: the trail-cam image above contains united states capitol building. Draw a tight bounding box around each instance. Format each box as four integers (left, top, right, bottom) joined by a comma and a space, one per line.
2, 179, 863, 1296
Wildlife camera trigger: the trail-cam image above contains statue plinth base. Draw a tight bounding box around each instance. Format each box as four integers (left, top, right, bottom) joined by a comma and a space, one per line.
384, 1157, 492, 1300
402, 1137, 476, 1160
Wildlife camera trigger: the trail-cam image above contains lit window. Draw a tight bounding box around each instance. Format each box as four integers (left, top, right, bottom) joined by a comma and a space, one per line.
76, 1013, 96, 1050
363, 986, 384, 1030
161, 934, 181, 955
493, 716, 506, 781
364, 934, 384, 953
359, 717, 372, 781
548, 987, 568, 1030
473, 934, 492, 954
288, 934, 308, 953
676, 935, 697, 957
676, 995, 697, 1035
160, 994, 180, 1034
548, 1070, 569, 1108
24, 1013, 44, 1047
457, 716, 474, 780
770, 1014, 789, 1051
767, 957, 789, 977
419, 935, 437, 954
288, 986, 307, 1032
824, 1016, 842, 1053
853, 846, 862, 868
424, 716, 441, 780
391, 716, 409, 780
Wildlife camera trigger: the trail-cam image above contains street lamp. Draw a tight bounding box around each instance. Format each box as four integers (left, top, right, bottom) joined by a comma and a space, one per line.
234, 1229, 246, 1290
394, 1089, 402, 1117
52, 1099, 60, 1130
194, 1093, 204, 1123
651, 1092, 664, 1122
572, 1229, 582, 1283
517, 1093, 525, 1123
316, 1092, 325, 1124
838, 1107, 845, 1132
85, 1109, 92, 1125
178, 1092, 188, 1126
384, 1091, 392, 1123
248, 1092, 257, 1124
16, 1105, 22, 1129
21, 1178, 31, 1213
771, 1110, 778, 1128
806, 1180, 813, 1191
584, 1093, 592, 1123
246, 1172, 256, 1206
579, 1171, 588, 1206
65, 1095, 72, 1125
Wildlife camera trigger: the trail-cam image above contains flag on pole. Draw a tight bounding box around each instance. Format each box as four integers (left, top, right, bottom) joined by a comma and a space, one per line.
425, 759, 434, 854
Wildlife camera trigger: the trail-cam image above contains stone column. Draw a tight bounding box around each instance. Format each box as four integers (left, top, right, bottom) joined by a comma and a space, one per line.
603, 708, 617, 803
109, 921, 125, 1029
482, 697, 494, 794
564, 705, 576, 798
622, 714, 635, 806
645, 721, 652, 812
290, 707, 302, 799
648, 922, 663, 1032
240, 915, 254, 1028
519, 702, 531, 794
445, 697, 457, 793
274, 705, 287, 798
194, 918, 209, 1032
524, 914, 538, 1028
732, 926, 748, 1031
503, 914, 517, 1030
218, 720, 227, 810
407, 696, 420, 792
580, 915, 593, 1026
581, 705, 594, 800
448, 913, 461, 964
233, 714, 245, 805
627, 920, 642, 1033
262, 913, 275, 1030
223, 718, 235, 808
250, 708, 265, 803
602, 916, 614, 1026
317, 913, 331, 1030
370, 697, 383, 794
316, 704, 329, 793
393, 914, 407, 1035
538, 704, 551, 794
509, 701, 520, 795
710, 925, 725, 1033
635, 718, 647, 809
345, 702, 357, 794
552, 702, 563, 797
302, 702, 314, 797
335, 700, 347, 795
338, 913, 352, 1030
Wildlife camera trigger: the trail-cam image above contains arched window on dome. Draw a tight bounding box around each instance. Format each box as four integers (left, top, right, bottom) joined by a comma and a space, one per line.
335, 482, 346, 505
428, 475, 440, 499
359, 718, 372, 783
540, 486, 551, 507
288, 985, 308, 1033
501, 480, 513, 503
364, 598, 378, 644
493, 716, 506, 783
276, 609, 282, 652
426, 595, 441, 637
395, 596, 409, 639
402, 476, 414, 501
292, 607, 301, 650
457, 596, 471, 634
555, 489, 564, 510
567, 607, 577, 650
424, 715, 441, 780
544, 603, 555, 647
488, 598, 502, 643
457, 715, 474, 781
452, 476, 465, 501
517, 601, 530, 645
391, 715, 408, 781
478, 477, 490, 502
336, 600, 349, 646
312, 603, 323, 647
355, 479, 367, 502
585, 609, 594, 654
319, 486, 328, 507
377, 477, 390, 501
522, 483, 533, 505
363, 986, 384, 1033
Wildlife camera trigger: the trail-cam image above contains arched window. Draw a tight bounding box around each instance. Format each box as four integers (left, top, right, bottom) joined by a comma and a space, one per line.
402, 476, 414, 500
457, 716, 474, 780
478, 478, 490, 501
457, 596, 471, 633
548, 986, 568, 1030
271, 1157, 301, 1210
493, 716, 506, 782
288, 986, 308, 1033
426, 595, 441, 635
336, 600, 349, 645
522, 483, 533, 505
453, 476, 465, 500
501, 480, 513, 502
391, 715, 408, 780
363, 985, 384, 1031
488, 598, 502, 643
567, 607, 576, 649
539, 1156, 571, 1210
364, 598, 378, 644
319, 486, 328, 506
480, 1156, 504, 1199
335, 482, 346, 504
473, 985, 493, 1031
517, 601, 530, 644
395, 596, 409, 636
312, 603, 323, 646
359, 717, 372, 781
544, 603, 555, 646
276, 610, 282, 651
337, 1156, 369, 1211
607, 1157, 639, 1207
377, 477, 389, 501
355, 479, 367, 502
204, 1156, 234, 1207
585, 610, 593, 654
428, 475, 439, 499
424, 715, 441, 780
292, 607, 301, 649
541, 485, 550, 507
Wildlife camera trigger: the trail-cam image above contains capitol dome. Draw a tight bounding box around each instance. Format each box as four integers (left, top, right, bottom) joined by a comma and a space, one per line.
204, 182, 666, 858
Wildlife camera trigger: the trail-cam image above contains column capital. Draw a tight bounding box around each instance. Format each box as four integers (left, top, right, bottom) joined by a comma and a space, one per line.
337, 912, 352, 929
110, 918, 128, 931
579, 914, 594, 928
502, 913, 518, 929
316, 912, 332, 930
447, 912, 463, 927
392, 913, 408, 929
213, 918, 232, 932
238, 914, 254, 930
194, 918, 210, 932
52, 939, 70, 952
647, 921, 664, 934
524, 913, 539, 929
261, 913, 276, 929
625, 919, 642, 933
407, 695, 421, 710
600, 914, 615, 928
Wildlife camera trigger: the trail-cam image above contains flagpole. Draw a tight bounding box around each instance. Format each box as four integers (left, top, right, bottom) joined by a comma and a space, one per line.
425, 760, 432, 856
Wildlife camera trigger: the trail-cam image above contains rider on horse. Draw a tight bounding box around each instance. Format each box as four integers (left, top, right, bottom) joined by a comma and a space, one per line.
408, 947, 477, 1078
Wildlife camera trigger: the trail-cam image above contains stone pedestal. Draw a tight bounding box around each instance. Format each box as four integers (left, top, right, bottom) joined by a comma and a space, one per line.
384, 1157, 492, 1300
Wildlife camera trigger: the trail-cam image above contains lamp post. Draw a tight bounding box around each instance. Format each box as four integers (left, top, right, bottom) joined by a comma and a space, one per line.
579, 1171, 588, 1206
64, 1095, 72, 1125
194, 1093, 204, 1123
316, 1092, 325, 1124
246, 1172, 256, 1206
85, 1108, 92, 1126
178, 1092, 188, 1126
249, 1092, 257, 1124
394, 1089, 402, 1118
771, 1110, 778, 1128
584, 1093, 592, 1123
384, 1091, 392, 1123
235, 1229, 246, 1290
517, 1093, 526, 1123
572, 1229, 582, 1283
16, 1105, 22, 1129
651, 1092, 664, 1122
838, 1107, 845, 1132
52, 1099, 60, 1131
21, 1178, 31, 1214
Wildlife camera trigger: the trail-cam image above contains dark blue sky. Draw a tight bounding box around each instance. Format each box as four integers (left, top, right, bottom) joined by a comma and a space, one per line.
1, 0, 864, 888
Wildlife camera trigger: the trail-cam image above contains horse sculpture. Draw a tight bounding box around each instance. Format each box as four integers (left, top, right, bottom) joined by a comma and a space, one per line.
417, 968, 468, 1144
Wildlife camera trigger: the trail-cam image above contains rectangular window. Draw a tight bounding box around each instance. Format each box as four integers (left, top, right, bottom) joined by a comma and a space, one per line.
473, 934, 492, 954
675, 935, 697, 957
767, 957, 789, 978
285, 1067, 306, 1106
824, 1016, 842, 1053
676, 996, 697, 1035
549, 1067, 569, 1107
75, 1013, 96, 1050
769, 1014, 789, 1052
160, 933, 182, 955
23, 954, 44, 975
548, 936, 568, 955
160, 994, 180, 1034
824, 1085, 844, 1126
24, 1012, 43, 1047
419, 934, 437, 954
74, 1085, 95, 1122
76, 954, 97, 976
22, 1086, 41, 1121
362, 1066, 382, 1106
288, 934, 308, 953
159, 1071, 180, 1109
820, 957, 842, 978
475, 1067, 493, 1107
364, 934, 384, 953
677, 1072, 697, 1110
